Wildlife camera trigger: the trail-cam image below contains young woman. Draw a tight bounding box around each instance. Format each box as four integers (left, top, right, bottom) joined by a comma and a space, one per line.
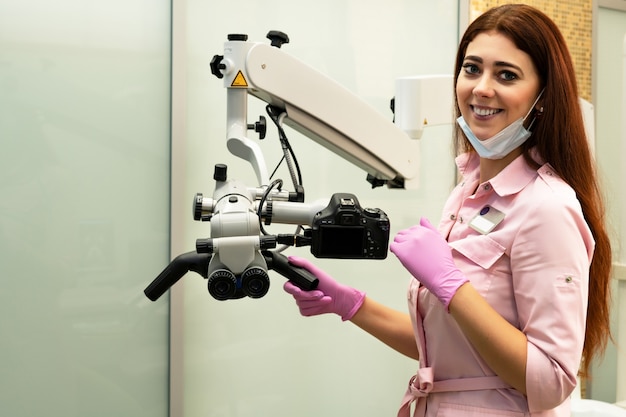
283, 4, 612, 416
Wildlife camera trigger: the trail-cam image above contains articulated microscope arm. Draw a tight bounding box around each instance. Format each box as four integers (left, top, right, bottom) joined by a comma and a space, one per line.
144, 31, 454, 301
211, 31, 453, 189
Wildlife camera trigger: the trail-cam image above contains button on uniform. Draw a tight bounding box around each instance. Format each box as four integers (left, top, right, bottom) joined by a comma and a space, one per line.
449, 213, 464, 223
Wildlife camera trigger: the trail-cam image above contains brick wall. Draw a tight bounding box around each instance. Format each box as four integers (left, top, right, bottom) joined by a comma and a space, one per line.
469, 0, 592, 100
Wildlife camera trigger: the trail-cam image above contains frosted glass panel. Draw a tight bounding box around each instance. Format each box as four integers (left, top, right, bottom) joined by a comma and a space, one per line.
0, 1, 171, 416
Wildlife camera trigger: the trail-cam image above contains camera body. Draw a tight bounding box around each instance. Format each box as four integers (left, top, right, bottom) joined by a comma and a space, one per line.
310, 193, 390, 259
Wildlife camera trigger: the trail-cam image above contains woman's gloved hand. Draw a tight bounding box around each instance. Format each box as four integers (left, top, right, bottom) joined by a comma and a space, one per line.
283, 256, 365, 321
390, 217, 469, 310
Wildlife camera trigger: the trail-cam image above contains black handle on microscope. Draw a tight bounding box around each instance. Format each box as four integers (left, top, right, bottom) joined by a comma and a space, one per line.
144, 251, 211, 301
262, 250, 319, 291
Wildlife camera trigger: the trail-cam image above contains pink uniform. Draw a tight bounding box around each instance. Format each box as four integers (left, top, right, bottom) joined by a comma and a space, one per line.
399, 151, 595, 417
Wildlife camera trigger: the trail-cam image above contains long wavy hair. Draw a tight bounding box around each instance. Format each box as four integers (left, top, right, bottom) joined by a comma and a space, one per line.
453, 4, 612, 377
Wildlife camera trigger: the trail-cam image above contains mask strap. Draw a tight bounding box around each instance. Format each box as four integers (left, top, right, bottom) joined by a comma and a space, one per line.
524, 88, 545, 130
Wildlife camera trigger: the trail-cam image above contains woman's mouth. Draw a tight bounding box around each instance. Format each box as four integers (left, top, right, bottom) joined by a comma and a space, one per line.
471, 106, 502, 117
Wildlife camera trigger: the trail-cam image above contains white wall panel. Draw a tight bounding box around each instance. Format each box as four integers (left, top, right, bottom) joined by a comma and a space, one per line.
590, 3, 626, 404
171, 1, 459, 416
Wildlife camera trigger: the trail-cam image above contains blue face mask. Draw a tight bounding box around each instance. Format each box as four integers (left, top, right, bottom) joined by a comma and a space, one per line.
457, 90, 544, 160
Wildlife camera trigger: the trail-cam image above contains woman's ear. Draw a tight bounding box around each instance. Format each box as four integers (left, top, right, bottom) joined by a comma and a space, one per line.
535, 88, 546, 113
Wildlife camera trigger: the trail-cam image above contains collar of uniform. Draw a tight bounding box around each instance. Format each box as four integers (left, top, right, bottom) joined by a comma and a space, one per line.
485, 153, 538, 197
455, 152, 480, 182
455, 151, 538, 197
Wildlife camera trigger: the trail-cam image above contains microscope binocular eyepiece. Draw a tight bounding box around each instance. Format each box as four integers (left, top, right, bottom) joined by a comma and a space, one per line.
207, 265, 270, 301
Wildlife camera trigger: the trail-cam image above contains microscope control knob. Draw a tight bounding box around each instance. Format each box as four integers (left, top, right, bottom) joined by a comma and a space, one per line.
266, 30, 289, 48
210, 55, 225, 79
193, 193, 204, 221
227, 34, 248, 41
213, 164, 227, 182
248, 116, 267, 139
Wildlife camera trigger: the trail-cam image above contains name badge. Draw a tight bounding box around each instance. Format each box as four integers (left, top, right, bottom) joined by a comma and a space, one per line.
469, 205, 505, 235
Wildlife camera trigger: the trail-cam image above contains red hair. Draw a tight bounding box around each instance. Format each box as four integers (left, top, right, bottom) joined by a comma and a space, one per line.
453, 4, 612, 377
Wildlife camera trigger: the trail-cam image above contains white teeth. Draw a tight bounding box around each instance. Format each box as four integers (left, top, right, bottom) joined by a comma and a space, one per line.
473, 107, 500, 116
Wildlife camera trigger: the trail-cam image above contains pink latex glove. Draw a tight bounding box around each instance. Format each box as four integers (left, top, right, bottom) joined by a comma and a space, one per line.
283, 255, 365, 321
390, 217, 469, 310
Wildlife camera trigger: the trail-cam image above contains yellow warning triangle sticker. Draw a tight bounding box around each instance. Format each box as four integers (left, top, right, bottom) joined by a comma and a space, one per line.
231, 70, 248, 87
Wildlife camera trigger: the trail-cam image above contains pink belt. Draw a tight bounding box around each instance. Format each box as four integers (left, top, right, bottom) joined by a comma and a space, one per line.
397, 366, 512, 417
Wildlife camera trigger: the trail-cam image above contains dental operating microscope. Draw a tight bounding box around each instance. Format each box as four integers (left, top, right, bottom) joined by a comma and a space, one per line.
144, 30, 454, 302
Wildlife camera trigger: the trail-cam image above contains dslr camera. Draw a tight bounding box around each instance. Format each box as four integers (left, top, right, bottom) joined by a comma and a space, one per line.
310, 193, 390, 259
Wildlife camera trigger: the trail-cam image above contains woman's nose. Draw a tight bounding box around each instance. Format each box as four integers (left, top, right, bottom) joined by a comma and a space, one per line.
472, 75, 495, 98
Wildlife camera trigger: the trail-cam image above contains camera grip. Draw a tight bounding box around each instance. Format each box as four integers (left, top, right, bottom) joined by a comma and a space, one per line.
262, 250, 319, 291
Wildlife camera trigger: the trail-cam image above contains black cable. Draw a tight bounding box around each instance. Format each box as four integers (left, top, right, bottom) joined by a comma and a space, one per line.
257, 178, 283, 235
263, 105, 306, 251
266, 105, 303, 186
269, 155, 285, 180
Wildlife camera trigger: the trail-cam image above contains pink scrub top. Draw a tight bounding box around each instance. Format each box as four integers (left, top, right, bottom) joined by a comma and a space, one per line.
399, 152, 595, 417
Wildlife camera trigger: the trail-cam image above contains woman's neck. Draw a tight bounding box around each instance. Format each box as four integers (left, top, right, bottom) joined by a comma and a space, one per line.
478, 147, 523, 184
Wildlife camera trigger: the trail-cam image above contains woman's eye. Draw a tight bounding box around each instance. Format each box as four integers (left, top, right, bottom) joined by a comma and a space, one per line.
462, 63, 480, 74
500, 71, 518, 81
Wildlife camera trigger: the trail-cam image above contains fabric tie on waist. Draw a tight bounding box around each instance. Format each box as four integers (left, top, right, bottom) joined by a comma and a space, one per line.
398, 367, 434, 417
397, 368, 512, 417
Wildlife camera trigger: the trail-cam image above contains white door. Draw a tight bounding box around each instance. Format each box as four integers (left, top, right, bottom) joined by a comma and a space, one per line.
590, 0, 626, 403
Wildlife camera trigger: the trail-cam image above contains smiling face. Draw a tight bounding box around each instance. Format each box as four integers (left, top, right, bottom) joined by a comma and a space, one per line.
456, 31, 542, 140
